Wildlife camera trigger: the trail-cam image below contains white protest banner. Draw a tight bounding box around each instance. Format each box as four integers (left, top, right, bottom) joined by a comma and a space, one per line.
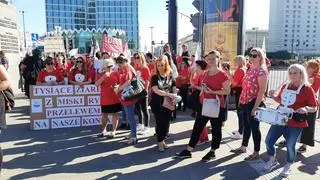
30, 85, 103, 130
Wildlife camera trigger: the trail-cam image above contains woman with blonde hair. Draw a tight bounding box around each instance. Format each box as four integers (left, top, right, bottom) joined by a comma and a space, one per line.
297, 59, 320, 153
150, 55, 177, 151
231, 55, 247, 139
231, 48, 268, 160
95, 58, 122, 138
265, 64, 317, 177
133, 52, 151, 135
176, 50, 231, 161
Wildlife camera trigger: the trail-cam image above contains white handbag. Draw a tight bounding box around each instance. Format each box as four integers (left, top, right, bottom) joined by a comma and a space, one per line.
201, 96, 220, 118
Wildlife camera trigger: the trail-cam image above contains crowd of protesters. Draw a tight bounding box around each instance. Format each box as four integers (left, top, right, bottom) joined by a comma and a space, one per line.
3, 44, 318, 178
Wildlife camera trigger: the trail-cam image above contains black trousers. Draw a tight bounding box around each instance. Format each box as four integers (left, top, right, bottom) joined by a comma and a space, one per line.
188, 107, 226, 150
178, 84, 189, 111
25, 78, 36, 98
241, 99, 264, 152
232, 87, 244, 134
154, 108, 173, 142
135, 96, 150, 127
300, 112, 317, 146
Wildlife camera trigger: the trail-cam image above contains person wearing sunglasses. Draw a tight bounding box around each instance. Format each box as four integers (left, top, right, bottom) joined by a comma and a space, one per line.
68, 57, 92, 85
36, 57, 64, 85
230, 48, 268, 161
133, 53, 151, 136
265, 64, 317, 177
95, 58, 122, 138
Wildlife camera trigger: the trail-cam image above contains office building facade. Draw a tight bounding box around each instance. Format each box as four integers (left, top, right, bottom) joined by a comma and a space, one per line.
45, 0, 139, 49
268, 0, 320, 56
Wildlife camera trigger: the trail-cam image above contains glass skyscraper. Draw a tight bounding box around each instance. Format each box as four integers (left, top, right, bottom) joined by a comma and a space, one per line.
45, 0, 139, 49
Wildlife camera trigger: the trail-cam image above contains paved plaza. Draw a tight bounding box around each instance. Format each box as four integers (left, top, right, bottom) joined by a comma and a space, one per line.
0, 95, 319, 180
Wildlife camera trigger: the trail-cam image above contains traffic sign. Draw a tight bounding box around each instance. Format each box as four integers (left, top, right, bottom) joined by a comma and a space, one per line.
31, 33, 39, 41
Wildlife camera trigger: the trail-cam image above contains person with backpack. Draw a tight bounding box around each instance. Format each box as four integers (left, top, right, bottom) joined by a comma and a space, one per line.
21, 49, 43, 98
0, 64, 11, 173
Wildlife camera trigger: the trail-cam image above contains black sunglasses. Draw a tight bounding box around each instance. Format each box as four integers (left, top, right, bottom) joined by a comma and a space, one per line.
76, 61, 83, 64
135, 56, 140, 59
249, 54, 258, 58
46, 62, 53, 66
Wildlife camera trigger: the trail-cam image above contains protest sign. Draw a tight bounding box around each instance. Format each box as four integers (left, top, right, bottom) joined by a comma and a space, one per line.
30, 85, 103, 130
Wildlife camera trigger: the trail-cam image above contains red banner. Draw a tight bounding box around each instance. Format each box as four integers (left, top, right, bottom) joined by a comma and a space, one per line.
101, 34, 123, 54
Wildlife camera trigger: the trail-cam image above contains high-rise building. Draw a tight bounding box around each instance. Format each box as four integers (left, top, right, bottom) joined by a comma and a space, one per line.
268, 0, 320, 56
45, 0, 139, 49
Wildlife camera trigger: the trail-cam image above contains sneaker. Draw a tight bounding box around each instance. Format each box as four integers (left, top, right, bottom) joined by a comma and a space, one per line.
202, 151, 216, 162
230, 131, 243, 140
297, 146, 307, 154
138, 127, 150, 135
280, 164, 291, 178
276, 140, 286, 147
137, 124, 144, 132
264, 159, 280, 172
175, 149, 192, 159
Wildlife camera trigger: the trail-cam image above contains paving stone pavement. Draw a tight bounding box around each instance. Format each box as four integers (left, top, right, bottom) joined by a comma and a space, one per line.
0, 95, 319, 180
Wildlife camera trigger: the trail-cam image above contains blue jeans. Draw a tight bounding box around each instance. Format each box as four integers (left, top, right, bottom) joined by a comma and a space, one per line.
124, 104, 137, 138
265, 125, 303, 163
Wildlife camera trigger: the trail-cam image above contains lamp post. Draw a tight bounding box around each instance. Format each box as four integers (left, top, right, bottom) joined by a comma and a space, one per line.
252, 27, 259, 47
150, 26, 154, 53
19, 10, 26, 48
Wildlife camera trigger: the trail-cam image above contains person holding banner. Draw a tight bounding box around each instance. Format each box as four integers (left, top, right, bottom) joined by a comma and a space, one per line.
115, 56, 138, 145
133, 53, 151, 135
68, 57, 92, 85
95, 58, 122, 138
175, 50, 231, 161
36, 57, 64, 85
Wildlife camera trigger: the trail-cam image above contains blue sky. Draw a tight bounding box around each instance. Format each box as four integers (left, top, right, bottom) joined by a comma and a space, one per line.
12, 0, 270, 50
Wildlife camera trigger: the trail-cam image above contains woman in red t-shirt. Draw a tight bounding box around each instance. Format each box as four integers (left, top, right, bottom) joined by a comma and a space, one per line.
37, 57, 64, 85
68, 57, 92, 85
297, 59, 320, 153
230, 48, 268, 160
95, 58, 122, 138
133, 52, 151, 135
230, 55, 247, 139
114, 56, 138, 145
176, 50, 231, 161
176, 59, 190, 111
190, 60, 209, 145
265, 64, 317, 177
53, 54, 68, 76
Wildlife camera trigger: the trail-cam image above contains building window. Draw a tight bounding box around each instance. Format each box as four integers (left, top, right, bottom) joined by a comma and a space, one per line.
284, 44, 287, 47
